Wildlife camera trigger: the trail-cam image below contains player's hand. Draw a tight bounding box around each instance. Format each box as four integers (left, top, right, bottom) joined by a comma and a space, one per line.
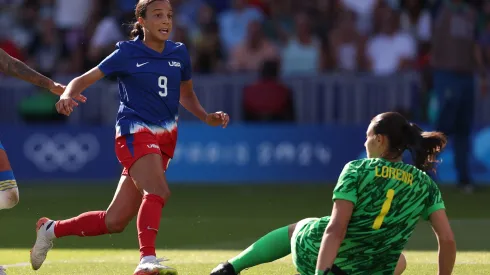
55, 95, 79, 116
206, 111, 230, 128
49, 82, 87, 103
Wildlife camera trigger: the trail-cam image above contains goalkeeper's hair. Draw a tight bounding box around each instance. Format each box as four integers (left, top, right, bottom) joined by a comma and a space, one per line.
371, 112, 447, 173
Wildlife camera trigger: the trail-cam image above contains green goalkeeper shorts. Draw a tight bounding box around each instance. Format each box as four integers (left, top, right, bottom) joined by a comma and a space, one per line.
291, 218, 321, 275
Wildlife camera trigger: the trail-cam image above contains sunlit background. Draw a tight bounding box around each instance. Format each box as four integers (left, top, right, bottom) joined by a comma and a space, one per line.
0, 0, 489, 274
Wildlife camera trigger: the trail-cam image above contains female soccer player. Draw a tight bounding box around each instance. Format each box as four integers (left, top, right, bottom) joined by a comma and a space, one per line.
0, 48, 84, 275
211, 112, 456, 275
0, 48, 73, 211
30, 1, 229, 275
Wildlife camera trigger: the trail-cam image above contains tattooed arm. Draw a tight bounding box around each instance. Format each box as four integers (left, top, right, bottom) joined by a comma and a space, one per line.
0, 48, 55, 89
0, 49, 87, 101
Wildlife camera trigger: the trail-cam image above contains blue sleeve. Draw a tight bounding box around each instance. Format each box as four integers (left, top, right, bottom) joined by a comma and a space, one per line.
181, 44, 192, 81
97, 45, 126, 77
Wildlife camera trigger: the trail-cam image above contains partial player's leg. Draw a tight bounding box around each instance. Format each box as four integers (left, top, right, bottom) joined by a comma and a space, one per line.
129, 153, 176, 275
210, 223, 297, 274
30, 175, 142, 270
0, 144, 18, 273
0, 145, 19, 210
116, 132, 176, 275
105, 175, 142, 233
395, 253, 407, 275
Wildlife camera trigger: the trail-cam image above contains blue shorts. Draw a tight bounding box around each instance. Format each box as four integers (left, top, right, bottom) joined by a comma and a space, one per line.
0, 141, 4, 151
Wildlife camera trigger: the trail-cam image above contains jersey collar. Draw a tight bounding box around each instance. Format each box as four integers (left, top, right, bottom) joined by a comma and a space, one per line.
133, 36, 170, 56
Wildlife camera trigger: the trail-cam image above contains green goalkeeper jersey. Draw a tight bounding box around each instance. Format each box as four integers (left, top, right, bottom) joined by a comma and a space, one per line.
300, 158, 445, 274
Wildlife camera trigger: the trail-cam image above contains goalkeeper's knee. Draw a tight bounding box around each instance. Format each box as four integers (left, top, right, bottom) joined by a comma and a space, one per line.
0, 170, 19, 210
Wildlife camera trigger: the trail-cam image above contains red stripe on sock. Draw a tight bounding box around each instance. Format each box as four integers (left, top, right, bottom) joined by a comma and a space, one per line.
138, 194, 165, 259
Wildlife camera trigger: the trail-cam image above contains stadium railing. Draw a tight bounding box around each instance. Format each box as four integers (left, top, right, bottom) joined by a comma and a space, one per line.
0, 72, 489, 126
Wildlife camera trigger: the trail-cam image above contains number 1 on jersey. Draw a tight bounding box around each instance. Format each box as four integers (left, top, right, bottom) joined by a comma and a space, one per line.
372, 189, 395, 230
158, 76, 168, 97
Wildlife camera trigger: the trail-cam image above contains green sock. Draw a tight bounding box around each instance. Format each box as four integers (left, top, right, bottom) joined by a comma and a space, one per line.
229, 225, 291, 273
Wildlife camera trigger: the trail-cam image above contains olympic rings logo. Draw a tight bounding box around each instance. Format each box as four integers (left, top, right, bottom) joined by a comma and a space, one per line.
23, 133, 100, 172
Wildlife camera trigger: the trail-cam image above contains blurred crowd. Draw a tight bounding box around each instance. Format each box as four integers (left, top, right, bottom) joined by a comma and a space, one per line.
0, 0, 488, 78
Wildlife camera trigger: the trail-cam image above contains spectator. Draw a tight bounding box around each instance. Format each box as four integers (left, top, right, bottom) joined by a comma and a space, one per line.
10, 0, 38, 50
262, 0, 294, 45
431, 0, 487, 193
218, 0, 263, 53
27, 18, 68, 77
366, 7, 416, 75
243, 59, 295, 122
400, 0, 432, 70
400, 0, 432, 43
87, 13, 125, 66
54, 0, 94, 31
193, 4, 223, 74
341, 0, 379, 35
311, 0, 343, 41
0, 31, 23, 62
248, 0, 269, 15
328, 10, 368, 72
228, 20, 279, 73
172, 0, 205, 35
281, 12, 321, 76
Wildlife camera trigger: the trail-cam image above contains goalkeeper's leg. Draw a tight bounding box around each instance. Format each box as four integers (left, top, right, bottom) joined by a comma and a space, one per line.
395, 253, 407, 275
210, 223, 297, 274
0, 146, 19, 210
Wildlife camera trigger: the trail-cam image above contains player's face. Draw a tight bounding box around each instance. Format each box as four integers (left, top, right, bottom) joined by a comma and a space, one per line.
365, 123, 385, 158
141, 1, 173, 41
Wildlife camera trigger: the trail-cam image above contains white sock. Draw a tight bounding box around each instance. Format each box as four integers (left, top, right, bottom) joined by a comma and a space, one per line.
45, 220, 56, 240
140, 255, 157, 264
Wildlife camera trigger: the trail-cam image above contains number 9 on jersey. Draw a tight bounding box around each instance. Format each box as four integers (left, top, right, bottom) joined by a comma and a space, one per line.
158, 76, 168, 97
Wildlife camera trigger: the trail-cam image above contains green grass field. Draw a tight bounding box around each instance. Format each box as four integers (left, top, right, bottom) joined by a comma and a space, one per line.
0, 183, 489, 274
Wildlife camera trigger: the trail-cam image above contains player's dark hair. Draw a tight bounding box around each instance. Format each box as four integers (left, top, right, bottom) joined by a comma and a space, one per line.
130, 0, 170, 39
372, 112, 447, 173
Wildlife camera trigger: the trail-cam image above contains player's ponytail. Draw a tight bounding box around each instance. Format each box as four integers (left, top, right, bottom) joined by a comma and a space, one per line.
372, 112, 447, 173
404, 123, 447, 173
130, 22, 144, 39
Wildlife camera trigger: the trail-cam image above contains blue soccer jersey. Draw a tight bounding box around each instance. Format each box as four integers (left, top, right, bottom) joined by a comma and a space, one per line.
98, 37, 192, 157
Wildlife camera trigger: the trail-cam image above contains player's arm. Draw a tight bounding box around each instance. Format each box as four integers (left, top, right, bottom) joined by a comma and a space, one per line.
423, 178, 455, 275
180, 79, 229, 127
316, 200, 354, 274
179, 44, 229, 127
56, 67, 104, 116
316, 161, 359, 274
180, 79, 208, 122
0, 48, 60, 92
63, 67, 104, 98
430, 209, 456, 275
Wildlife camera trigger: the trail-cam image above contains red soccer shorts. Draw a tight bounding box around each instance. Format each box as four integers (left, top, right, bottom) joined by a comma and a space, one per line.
115, 132, 173, 176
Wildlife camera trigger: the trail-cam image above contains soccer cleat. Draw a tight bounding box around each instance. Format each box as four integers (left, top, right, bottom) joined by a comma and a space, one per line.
133, 258, 178, 275
30, 217, 54, 270
0, 266, 6, 275
210, 262, 238, 275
